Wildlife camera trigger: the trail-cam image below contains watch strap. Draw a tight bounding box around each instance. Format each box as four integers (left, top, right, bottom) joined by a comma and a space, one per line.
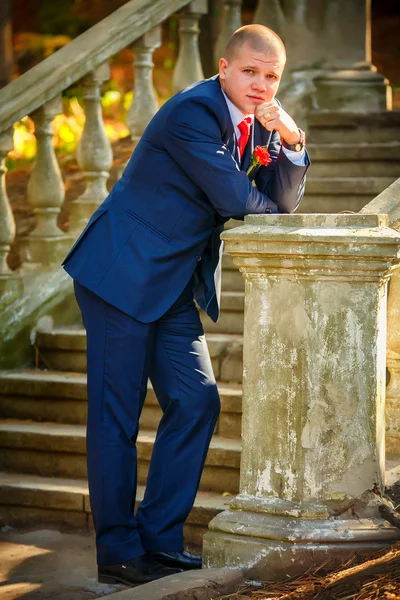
281, 128, 306, 152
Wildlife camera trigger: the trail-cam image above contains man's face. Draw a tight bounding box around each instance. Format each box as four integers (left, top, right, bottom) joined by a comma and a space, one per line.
219, 43, 285, 115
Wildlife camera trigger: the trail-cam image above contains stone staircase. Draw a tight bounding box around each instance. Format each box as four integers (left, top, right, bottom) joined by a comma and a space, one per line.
0, 257, 245, 547
302, 111, 400, 213
1, 107, 399, 546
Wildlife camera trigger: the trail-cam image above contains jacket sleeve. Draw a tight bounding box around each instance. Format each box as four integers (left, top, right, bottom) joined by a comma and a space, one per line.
254, 129, 310, 214
163, 99, 279, 218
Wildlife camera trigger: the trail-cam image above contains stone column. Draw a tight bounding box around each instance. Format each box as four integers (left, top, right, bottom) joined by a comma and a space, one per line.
172, 0, 207, 94
253, 0, 284, 39
126, 26, 161, 148
386, 270, 400, 455
313, 0, 391, 111
213, 0, 242, 69
69, 61, 113, 235
203, 213, 400, 579
21, 96, 73, 267
254, 0, 391, 116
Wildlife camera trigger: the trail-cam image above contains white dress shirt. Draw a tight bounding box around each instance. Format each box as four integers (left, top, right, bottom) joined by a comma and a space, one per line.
221, 89, 306, 166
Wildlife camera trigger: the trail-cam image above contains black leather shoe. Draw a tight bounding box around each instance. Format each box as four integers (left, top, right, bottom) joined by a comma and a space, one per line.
150, 550, 202, 570
98, 553, 182, 586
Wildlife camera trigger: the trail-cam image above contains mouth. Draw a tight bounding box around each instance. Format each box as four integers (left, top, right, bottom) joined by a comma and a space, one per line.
247, 95, 265, 103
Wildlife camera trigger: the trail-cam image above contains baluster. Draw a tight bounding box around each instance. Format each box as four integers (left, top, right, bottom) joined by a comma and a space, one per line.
0, 128, 22, 303
127, 26, 161, 148
213, 0, 242, 69
253, 0, 285, 37
22, 95, 72, 267
69, 61, 113, 234
172, 0, 207, 94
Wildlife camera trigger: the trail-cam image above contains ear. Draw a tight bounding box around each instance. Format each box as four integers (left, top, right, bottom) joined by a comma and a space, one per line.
218, 57, 228, 80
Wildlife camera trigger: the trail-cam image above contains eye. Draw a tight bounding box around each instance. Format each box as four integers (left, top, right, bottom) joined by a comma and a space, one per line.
243, 69, 254, 74
266, 74, 278, 79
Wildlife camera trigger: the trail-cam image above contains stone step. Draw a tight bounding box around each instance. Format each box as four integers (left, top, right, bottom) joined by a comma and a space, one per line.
35, 296, 245, 370
0, 420, 241, 494
202, 291, 244, 334
307, 143, 400, 178
34, 327, 244, 382
0, 369, 243, 434
0, 472, 230, 546
306, 176, 394, 196
221, 252, 243, 291
300, 194, 376, 213
308, 110, 400, 144
301, 176, 394, 213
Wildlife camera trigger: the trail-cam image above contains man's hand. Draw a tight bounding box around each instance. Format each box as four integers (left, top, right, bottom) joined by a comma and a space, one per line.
255, 101, 300, 145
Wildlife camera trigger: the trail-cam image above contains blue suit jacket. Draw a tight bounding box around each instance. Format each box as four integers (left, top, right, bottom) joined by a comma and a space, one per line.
63, 76, 309, 323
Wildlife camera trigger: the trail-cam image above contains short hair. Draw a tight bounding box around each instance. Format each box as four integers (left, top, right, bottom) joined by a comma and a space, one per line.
223, 24, 286, 62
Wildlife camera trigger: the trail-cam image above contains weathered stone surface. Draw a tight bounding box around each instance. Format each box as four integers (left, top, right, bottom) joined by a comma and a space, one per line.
0, 267, 80, 369
204, 213, 400, 577
361, 177, 400, 455
360, 178, 400, 230
103, 567, 244, 600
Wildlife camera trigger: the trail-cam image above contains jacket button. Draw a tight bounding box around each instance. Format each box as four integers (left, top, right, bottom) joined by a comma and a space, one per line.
196, 255, 202, 262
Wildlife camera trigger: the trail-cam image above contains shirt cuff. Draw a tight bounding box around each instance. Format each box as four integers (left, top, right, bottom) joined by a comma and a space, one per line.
281, 145, 307, 166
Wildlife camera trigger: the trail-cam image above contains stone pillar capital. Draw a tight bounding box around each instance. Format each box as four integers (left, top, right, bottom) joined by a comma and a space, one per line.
222, 214, 400, 283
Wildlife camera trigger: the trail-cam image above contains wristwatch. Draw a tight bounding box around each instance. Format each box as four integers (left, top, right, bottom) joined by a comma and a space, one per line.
281, 128, 306, 152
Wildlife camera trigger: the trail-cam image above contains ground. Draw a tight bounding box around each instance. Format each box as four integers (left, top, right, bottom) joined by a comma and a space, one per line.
0, 528, 121, 599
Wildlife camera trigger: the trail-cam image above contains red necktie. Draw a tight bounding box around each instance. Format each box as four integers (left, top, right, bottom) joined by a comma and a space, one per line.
237, 116, 252, 159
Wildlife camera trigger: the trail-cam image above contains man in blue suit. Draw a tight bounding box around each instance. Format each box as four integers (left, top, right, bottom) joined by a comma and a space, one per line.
63, 24, 309, 586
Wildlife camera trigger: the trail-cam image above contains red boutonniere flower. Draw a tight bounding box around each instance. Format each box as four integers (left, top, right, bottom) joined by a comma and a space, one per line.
246, 145, 272, 180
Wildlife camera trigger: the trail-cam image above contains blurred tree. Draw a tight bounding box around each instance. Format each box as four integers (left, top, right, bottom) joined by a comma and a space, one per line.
70, 0, 127, 24
38, 0, 85, 36
0, 0, 13, 87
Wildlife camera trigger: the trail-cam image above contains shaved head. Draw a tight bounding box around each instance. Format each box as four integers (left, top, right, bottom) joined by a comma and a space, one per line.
223, 24, 286, 63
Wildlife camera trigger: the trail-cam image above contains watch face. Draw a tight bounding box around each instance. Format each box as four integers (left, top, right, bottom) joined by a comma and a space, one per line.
295, 143, 301, 151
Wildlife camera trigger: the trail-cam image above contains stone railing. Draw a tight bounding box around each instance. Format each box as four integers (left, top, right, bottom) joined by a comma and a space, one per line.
0, 0, 248, 365
360, 178, 400, 455
0, 0, 202, 298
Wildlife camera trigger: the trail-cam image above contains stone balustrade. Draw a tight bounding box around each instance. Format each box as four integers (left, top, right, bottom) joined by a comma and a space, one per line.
0, 0, 207, 310
360, 178, 400, 456
203, 213, 400, 578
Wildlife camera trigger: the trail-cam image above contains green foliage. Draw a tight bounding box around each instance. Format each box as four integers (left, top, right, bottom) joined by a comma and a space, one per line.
37, 0, 87, 37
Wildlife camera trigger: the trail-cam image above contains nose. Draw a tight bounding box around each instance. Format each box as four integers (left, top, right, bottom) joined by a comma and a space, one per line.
251, 75, 267, 92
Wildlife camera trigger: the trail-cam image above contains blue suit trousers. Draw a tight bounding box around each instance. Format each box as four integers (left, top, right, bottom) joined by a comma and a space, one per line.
74, 280, 221, 565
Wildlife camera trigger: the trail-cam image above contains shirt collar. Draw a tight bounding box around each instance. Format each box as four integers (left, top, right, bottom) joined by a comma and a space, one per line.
221, 89, 254, 130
